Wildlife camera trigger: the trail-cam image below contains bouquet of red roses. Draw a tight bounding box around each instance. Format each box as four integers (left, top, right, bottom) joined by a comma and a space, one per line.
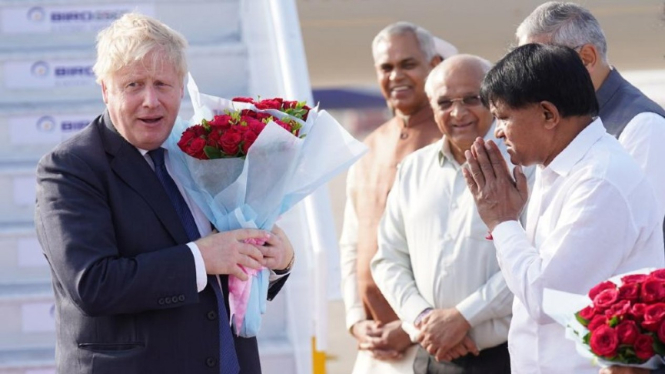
544, 268, 665, 369
164, 74, 367, 338
177, 97, 310, 160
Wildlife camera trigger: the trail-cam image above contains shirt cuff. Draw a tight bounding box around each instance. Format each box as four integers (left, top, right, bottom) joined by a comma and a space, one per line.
345, 306, 367, 332
187, 242, 208, 292
269, 269, 289, 282
402, 294, 433, 325
492, 220, 524, 250
401, 321, 421, 343
456, 293, 484, 327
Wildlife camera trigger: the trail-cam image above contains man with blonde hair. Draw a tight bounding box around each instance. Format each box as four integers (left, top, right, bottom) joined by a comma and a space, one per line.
35, 13, 294, 374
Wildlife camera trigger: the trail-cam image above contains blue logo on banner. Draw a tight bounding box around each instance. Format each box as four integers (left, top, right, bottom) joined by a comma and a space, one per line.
36, 116, 56, 133
54, 66, 94, 77
27, 7, 46, 22
31, 61, 50, 78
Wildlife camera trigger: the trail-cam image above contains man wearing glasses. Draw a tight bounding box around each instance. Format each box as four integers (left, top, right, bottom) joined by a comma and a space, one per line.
371, 55, 533, 374
516, 1, 665, 228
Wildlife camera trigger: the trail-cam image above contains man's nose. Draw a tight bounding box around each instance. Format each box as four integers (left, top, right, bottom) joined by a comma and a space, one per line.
389, 67, 404, 80
142, 86, 159, 108
494, 121, 505, 138
450, 101, 467, 117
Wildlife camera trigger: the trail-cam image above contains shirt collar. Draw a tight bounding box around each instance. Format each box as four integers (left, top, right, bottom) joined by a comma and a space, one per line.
545, 117, 606, 178
438, 121, 497, 167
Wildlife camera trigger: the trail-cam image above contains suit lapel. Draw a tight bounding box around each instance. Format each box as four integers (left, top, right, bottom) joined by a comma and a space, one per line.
98, 113, 190, 245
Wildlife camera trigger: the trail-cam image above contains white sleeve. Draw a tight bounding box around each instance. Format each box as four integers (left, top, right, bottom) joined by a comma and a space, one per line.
618, 112, 665, 216
339, 166, 366, 331
186, 242, 208, 292
492, 177, 643, 324
371, 165, 431, 324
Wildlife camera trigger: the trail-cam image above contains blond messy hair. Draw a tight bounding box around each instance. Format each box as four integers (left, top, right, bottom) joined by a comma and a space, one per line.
93, 12, 188, 84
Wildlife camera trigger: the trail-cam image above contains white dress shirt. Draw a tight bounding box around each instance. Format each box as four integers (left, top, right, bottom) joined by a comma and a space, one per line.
492, 118, 665, 374
371, 126, 528, 351
619, 112, 665, 217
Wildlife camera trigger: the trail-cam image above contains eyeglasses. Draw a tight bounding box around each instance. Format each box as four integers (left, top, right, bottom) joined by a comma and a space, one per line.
437, 95, 482, 111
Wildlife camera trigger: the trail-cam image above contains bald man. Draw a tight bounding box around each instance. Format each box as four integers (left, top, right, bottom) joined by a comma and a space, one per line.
371, 55, 531, 374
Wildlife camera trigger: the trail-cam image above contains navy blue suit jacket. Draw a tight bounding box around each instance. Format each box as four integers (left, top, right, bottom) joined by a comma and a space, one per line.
35, 113, 287, 373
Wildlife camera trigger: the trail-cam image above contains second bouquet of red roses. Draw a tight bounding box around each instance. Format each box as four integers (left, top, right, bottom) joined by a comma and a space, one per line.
544, 268, 665, 370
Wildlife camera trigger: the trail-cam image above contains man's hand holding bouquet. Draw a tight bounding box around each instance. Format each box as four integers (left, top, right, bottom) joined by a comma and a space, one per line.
164, 74, 367, 337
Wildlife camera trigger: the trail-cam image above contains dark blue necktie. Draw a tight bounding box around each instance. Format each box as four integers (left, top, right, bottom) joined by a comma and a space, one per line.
149, 148, 240, 374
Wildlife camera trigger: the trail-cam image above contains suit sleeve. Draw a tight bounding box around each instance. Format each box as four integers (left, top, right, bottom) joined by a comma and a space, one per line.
35, 149, 200, 317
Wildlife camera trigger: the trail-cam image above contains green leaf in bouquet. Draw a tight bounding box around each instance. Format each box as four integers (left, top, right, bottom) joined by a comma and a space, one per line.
203, 146, 222, 159
583, 332, 591, 345
608, 315, 619, 327
653, 336, 665, 355
201, 118, 211, 131
575, 311, 590, 326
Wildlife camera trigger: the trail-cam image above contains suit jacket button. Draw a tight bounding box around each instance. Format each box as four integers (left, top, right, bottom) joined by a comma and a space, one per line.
207, 311, 217, 320
165, 297, 172, 304
158, 298, 165, 305
178, 295, 185, 302
206, 357, 217, 367
171, 296, 179, 303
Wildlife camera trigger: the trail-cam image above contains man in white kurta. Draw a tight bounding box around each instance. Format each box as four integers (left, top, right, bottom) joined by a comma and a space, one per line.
464, 43, 665, 374
372, 55, 529, 374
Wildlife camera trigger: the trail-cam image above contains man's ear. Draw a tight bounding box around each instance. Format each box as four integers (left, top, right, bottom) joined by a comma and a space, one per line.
577, 44, 598, 73
430, 54, 443, 68
541, 101, 560, 130
101, 80, 109, 104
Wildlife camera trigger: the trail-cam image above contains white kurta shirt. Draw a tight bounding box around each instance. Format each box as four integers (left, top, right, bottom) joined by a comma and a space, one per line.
492, 118, 665, 374
371, 127, 528, 351
619, 112, 665, 217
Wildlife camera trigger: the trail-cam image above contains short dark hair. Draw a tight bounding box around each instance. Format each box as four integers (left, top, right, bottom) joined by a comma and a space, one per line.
480, 43, 598, 118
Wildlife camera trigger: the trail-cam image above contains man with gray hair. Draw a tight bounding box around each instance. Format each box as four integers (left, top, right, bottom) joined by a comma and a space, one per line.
516, 1, 665, 226
34, 13, 294, 374
339, 21, 450, 373
370, 54, 525, 374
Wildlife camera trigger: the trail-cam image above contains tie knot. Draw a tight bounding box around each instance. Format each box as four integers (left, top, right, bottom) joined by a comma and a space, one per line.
148, 148, 165, 167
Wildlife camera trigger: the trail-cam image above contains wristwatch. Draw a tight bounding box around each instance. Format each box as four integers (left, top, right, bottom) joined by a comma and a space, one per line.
273, 253, 295, 275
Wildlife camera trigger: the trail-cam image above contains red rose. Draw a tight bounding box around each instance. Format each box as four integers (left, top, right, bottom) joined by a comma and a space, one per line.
604, 299, 631, 319
594, 288, 619, 311
589, 281, 617, 300
208, 114, 233, 130
622, 274, 648, 284
244, 117, 266, 135
254, 112, 272, 121
631, 303, 647, 322
618, 282, 640, 302
589, 325, 619, 358
187, 137, 207, 160
219, 129, 242, 156
232, 97, 255, 103
274, 119, 293, 133
616, 320, 640, 345
634, 334, 655, 360
207, 129, 221, 148
255, 98, 283, 110
651, 269, 665, 281
588, 314, 609, 331
241, 131, 258, 154
641, 303, 665, 331
578, 305, 597, 323
641, 278, 665, 303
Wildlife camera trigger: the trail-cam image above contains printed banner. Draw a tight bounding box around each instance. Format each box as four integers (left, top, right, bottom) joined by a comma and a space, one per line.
1, 4, 155, 34
9, 114, 96, 145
